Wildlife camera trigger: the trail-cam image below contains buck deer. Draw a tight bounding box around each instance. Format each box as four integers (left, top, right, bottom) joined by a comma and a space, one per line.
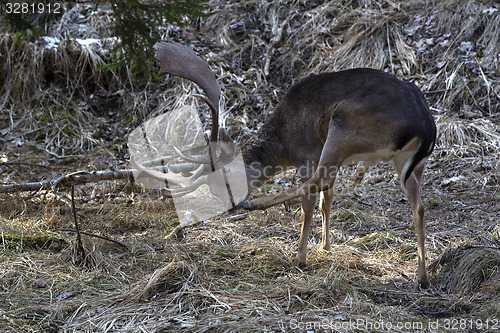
145, 42, 436, 288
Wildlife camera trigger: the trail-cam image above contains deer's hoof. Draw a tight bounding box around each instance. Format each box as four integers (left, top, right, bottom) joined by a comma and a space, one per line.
239, 201, 251, 210
321, 243, 331, 251
417, 278, 429, 290
239, 201, 265, 210
292, 258, 306, 269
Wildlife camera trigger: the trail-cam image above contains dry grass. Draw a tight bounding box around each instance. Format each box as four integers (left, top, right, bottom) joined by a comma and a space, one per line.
2, 154, 499, 331
1, 0, 499, 331
1, 177, 499, 332
430, 244, 500, 294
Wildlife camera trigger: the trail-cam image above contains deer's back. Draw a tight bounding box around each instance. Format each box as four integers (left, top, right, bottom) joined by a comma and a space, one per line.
269, 68, 435, 167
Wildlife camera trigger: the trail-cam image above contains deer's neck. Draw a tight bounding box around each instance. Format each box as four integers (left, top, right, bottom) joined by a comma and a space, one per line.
241, 113, 291, 191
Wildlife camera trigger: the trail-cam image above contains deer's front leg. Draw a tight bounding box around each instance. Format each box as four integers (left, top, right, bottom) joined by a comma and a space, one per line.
240, 157, 340, 211
239, 174, 335, 210
239, 185, 309, 210
292, 194, 316, 267
319, 187, 335, 251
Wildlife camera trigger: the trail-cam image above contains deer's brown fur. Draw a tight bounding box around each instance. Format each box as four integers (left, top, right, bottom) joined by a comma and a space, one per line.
154, 42, 436, 288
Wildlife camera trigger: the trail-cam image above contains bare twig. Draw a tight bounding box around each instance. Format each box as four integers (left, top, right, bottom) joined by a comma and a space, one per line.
60, 228, 129, 252
225, 212, 248, 222
71, 186, 86, 262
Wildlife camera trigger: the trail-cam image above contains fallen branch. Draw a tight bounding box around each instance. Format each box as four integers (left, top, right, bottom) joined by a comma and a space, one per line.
0, 169, 134, 193
0, 162, 201, 194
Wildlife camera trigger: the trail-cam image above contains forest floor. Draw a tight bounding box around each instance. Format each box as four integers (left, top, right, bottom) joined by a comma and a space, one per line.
1, 0, 499, 332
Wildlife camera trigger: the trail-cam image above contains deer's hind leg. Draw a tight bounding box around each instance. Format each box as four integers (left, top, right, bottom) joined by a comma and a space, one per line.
394, 156, 429, 288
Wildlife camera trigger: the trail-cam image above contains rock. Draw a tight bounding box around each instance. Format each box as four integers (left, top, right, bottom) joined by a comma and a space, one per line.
34, 279, 47, 289
49, 241, 62, 252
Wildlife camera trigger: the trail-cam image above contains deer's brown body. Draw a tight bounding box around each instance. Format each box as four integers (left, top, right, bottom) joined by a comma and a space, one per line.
241, 69, 435, 189
153, 42, 436, 288
239, 69, 436, 288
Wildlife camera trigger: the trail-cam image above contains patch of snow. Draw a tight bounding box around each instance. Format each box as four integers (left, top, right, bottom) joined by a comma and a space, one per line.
76, 38, 100, 46
483, 7, 498, 15
41, 36, 61, 49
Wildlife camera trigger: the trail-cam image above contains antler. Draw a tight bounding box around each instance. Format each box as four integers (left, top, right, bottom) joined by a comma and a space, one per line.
130, 156, 209, 195
173, 146, 211, 165
146, 42, 244, 211
154, 42, 221, 143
